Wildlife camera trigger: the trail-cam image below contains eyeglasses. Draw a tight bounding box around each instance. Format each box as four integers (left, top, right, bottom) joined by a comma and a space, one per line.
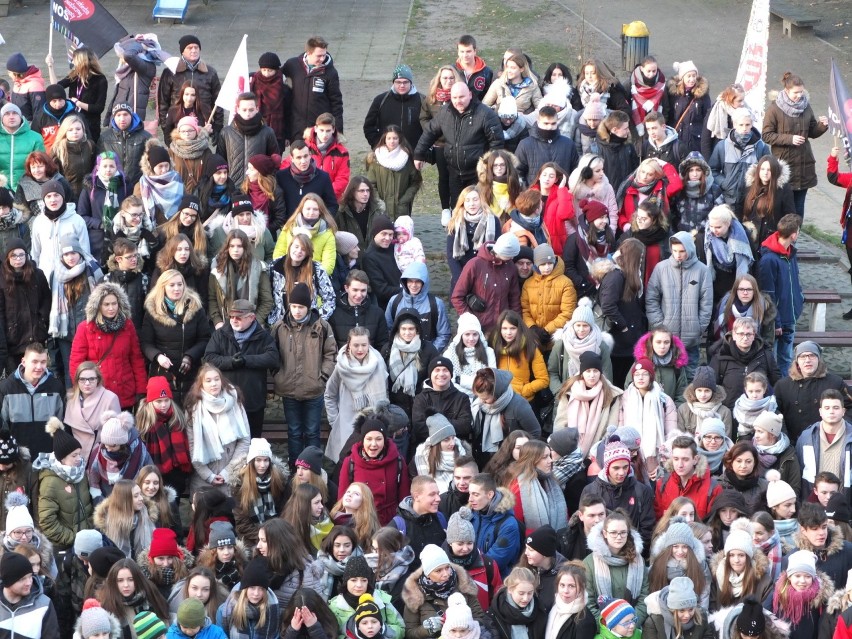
125, 212, 143, 219
619, 619, 638, 627
734, 332, 755, 338
117, 254, 138, 261
9, 528, 33, 540
605, 530, 628, 537
8, 252, 26, 260
182, 213, 198, 220
737, 287, 754, 292
78, 377, 98, 384
356, 188, 371, 193
798, 353, 818, 360
702, 435, 723, 442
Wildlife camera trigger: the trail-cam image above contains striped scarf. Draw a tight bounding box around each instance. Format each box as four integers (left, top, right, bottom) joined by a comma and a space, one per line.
144, 408, 191, 474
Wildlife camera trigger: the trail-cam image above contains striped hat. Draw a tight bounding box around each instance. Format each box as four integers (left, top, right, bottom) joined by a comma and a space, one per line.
599, 597, 636, 630
133, 611, 167, 639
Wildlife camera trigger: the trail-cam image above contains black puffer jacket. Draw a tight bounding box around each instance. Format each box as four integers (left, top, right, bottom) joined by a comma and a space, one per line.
666, 75, 712, 156
411, 381, 473, 448
414, 100, 503, 175
596, 125, 639, 196
709, 332, 782, 410
362, 239, 402, 310
596, 264, 646, 359
774, 359, 852, 442
217, 123, 280, 185
580, 474, 655, 553
0, 263, 50, 358
283, 52, 344, 137
328, 290, 389, 350
97, 113, 152, 190
381, 310, 438, 417
363, 89, 424, 149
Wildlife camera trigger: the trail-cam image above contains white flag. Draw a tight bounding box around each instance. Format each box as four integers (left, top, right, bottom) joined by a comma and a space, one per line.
215, 34, 250, 124
735, 0, 769, 129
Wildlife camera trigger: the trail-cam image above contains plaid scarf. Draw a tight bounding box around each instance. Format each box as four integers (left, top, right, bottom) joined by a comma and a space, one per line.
551, 448, 585, 488
253, 473, 277, 523
100, 176, 122, 229
91, 436, 149, 488
144, 408, 191, 474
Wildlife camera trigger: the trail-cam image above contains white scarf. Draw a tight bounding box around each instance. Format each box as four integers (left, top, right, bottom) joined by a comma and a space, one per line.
389, 335, 421, 396
545, 594, 586, 639
191, 389, 249, 464
374, 146, 410, 171
621, 382, 667, 459
560, 323, 603, 377
335, 346, 384, 411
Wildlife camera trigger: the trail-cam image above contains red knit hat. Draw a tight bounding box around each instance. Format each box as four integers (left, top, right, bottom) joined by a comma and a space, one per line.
149, 528, 180, 559
580, 198, 609, 224
630, 357, 655, 380
146, 376, 172, 403
248, 154, 279, 177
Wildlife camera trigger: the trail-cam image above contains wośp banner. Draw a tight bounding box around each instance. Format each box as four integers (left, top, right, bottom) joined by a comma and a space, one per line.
829, 59, 852, 156
51, 0, 128, 58
735, 0, 769, 129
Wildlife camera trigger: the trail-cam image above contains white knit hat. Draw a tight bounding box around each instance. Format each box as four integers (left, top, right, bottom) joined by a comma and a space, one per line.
420, 544, 451, 576
765, 469, 797, 508
673, 60, 698, 78
753, 412, 783, 439
497, 96, 518, 118
443, 592, 474, 631
724, 528, 755, 559
247, 438, 273, 462
786, 550, 817, 578
4, 492, 33, 532
492, 233, 520, 260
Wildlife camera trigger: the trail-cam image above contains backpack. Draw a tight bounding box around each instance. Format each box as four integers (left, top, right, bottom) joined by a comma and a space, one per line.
390, 294, 439, 343
392, 510, 447, 536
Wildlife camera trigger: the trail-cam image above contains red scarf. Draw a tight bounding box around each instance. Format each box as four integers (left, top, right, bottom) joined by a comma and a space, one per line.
630, 67, 666, 129
248, 180, 271, 216
251, 70, 286, 138
144, 407, 192, 474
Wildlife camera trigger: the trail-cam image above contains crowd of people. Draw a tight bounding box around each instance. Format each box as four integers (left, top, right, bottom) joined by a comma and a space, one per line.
0, 25, 851, 639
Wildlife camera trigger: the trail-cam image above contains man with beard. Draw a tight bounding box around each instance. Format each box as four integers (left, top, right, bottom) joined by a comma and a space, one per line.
217, 92, 279, 185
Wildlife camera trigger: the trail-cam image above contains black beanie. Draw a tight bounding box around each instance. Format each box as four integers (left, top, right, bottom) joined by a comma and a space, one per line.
205, 154, 229, 178
526, 525, 557, 557
428, 356, 454, 378
0, 430, 19, 464
41, 180, 64, 199
736, 596, 766, 636
179, 35, 201, 54
0, 188, 13, 209
295, 445, 323, 476
289, 282, 312, 308
579, 350, 603, 375
46, 417, 82, 462
258, 52, 281, 69
179, 194, 200, 213
360, 418, 388, 441
147, 145, 171, 169
0, 553, 32, 586
240, 556, 271, 590
342, 555, 373, 585
88, 546, 125, 578
45, 84, 66, 102
370, 214, 394, 239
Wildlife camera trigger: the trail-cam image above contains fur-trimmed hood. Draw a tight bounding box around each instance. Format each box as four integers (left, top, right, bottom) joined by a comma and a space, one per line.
633, 332, 689, 369
476, 150, 521, 183
792, 524, 846, 557
163, 485, 178, 504
93, 495, 159, 531
662, 451, 710, 477
788, 358, 828, 381
73, 602, 123, 639
136, 544, 195, 573
586, 519, 644, 557
142, 285, 204, 325
709, 545, 771, 585
709, 603, 790, 639
484, 487, 516, 516
0, 530, 54, 574
684, 384, 727, 406
226, 451, 290, 490
745, 157, 791, 189
401, 563, 479, 611
667, 75, 709, 99
84, 281, 132, 322
197, 538, 251, 568
824, 581, 852, 615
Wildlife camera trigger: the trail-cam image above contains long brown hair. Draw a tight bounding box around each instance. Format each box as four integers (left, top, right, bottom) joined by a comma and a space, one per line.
282, 483, 324, 555
185, 363, 241, 414
483, 431, 533, 488
98, 558, 169, 620
282, 233, 315, 302
615, 237, 645, 302
722, 275, 765, 327
179, 566, 226, 620
159, 209, 208, 256
134, 465, 174, 528
240, 168, 277, 200
480, 150, 522, 210
716, 552, 762, 607
259, 519, 310, 576
236, 456, 287, 522
213, 229, 253, 278
490, 310, 537, 362
156, 233, 206, 273
743, 155, 781, 222
282, 193, 338, 235
372, 527, 407, 580
602, 511, 639, 562
648, 544, 707, 593
509, 440, 551, 485
652, 497, 697, 540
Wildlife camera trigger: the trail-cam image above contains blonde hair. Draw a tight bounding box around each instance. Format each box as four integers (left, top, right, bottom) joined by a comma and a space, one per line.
67, 48, 104, 86
282, 194, 338, 234
329, 482, 381, 547
447, 185, 487, 233
51, 114, 89, 169
231, 588, 269, 630
147, 269, 193, 314
103, 479, 155, 553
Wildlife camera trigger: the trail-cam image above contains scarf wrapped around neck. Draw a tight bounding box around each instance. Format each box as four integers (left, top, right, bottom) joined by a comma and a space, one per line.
146, 407, 191, 474
290, 159, 318, 185
775, 517, 799, 547
374, 146, 410, 172
579, 81, 609, 107
545, 592, 586, 639
516, 469, 568, 530
630, 67, 666, 131
509, 209, 547, 245
551, 448, 586, 489
734, 395, 778, 438
560, 322, 603, 377
761, 531, 784, 582
211, 256, 262, 308
222, 211, 267, 247
388, 336, 422, 396
169, 131, 212, 160
99, 176, 122, 229
472, 382, 514, 453
113, 213, 154, 258
686, 397, 724, 421
335, 346, 385, 411
704, 220, 753, 278
590, 524, 645, 601
232, 112, 264, 137
418, 568, 457, 599
33, 452, 86, 484
773, 574, 820, 625
776, 89, 809, 118
565, 380, 606, 456
621, 382, 667, 460
755, 430, 790, 470
717, 562, 745, 598
139, 170, 184, 221
190, 389, 249, 464
707, 97, 746, 141
452, 209, 497, 259
699, 438, 731, 474
49, 260, 100, 338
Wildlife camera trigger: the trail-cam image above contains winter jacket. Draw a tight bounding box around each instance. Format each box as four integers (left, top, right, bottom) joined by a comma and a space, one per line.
514, 126, 579, 185
69, 284, 147, 409
411, 382, 473, 449
580, 472, 655, 552
217, 586, 280, 639
0, 120, 46, 190
640, 127, 683, 166
207, 261, 274, 329
389, 496, 448, 563
337, 440, 410, 525
10, 67, 46, 121
362, 239, 402, 310
401, 564, 490, 639
646, 232, 713, 348
654, 454, 721, 519
76, 174, 129, 264
556, 512, 592, 561
329, 290, 389, 351
103, 264, 149, 330
596, 266, 647, 359
0, 583, 59, 639
364, 89, 424, 149
203, 320, 279, 412
596, 126, 639, 199
268, 310, 336, 400
552, 378, 623, 439
776, 359, 852, 442
283, 52, 344, 137
56, 73, 107, 143
276, 165, 339, 219
520, 257, 577, 335
470, 487, 522, 577
666, 76, 712, 155
186, 416, 248, 496
31, 101, 75, 153
531, 183, 574, 255
761, 101, 828, 191
616, 162, 683, 232
334, 199, 387, 253
299, 129, 350, 199
547, 333, 614, 393
487, 588, 546, 639
0, 452, 36, 533
496, 347, 548, 402
709, 546, 774, 610
217, 123, 279, 185
456, 57, 494, 102
97, 113, 152, 190
632, 333, 688, 404
643, 590, 713, 639
139, 288, 211, 398
381, 312, 438, 415
560, 227, 607, 300
167, 618, 227, 639
671, 179, 724, 235
709, 333, 781, 410
158, 59, 222, 133
451, 243, 521, 334
365, 153, 422, 220
414, 100, 504, 176
757, 232, 803, 332
483, 74, 541, 115
742, 161, 796, 249
0, 264, 50, 359
797, 420, 852, 512
30, 204, 90, 282
714, 291, 778, 347
583, 525, 649, 624
709, 128, 769, 211
33, 456, 93, 551
330, 588, 405, 639
385, 262, 451, 351
677, 387, 732, 438
547, 604, 597, 639
0, 368, 64, 456
570, 174, 619, 232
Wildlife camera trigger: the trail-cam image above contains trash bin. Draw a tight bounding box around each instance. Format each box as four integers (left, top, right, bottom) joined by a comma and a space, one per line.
622, 21, 650, 72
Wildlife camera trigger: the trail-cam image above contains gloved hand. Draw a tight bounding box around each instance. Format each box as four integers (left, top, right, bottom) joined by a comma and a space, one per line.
179, 355, 192, 375
530, 325, 551, 349
422, 616, 444, 637
232, 352, 245, 368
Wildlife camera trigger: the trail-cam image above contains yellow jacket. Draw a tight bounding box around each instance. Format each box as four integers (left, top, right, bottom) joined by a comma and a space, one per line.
497, 348, 549, 400
521, 258, 577, 333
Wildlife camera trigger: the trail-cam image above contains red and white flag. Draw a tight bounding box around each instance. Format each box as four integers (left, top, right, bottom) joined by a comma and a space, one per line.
735, 0, 769, 128
215, 34, 250, 124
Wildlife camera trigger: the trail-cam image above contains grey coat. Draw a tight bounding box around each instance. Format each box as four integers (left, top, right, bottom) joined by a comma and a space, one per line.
646, 231, 713, 348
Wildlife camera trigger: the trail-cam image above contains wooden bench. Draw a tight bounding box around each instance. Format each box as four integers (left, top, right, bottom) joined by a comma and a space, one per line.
797, 250, 822, 263
770, 0, 821, 37
793, 331, 852, 347
803, 289, 842, 331
260, 375, 330, 444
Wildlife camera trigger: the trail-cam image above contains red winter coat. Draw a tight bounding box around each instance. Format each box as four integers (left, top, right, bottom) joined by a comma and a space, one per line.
617, 160, 683, 231
653, 454, 721, 519
462, 549, 503, 612
451, 243, 521, 334
828, 154, 852, 248
281, 129, 351, 200
532, 183, 575, 255
338, 440, 411, 525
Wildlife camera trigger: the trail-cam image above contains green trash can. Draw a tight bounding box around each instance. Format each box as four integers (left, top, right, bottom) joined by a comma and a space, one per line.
622, 21, 650, 71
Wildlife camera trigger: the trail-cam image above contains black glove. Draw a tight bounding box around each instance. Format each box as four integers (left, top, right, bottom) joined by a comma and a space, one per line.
232, 352, 246, 368
179, 355, 192, 375
531, 325, 551, 349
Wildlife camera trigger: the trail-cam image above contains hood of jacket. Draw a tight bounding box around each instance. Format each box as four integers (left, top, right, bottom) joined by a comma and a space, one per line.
670, 231, 698, 266
648, 126, 680, 149
0, 118, 35, 138
397, 496, 444, 526
94, 495, 159, 531
456, 56, 487, 75
484, 486, 516, 516
143, 286, 204, 326
538, 257, 566, 281
667, 75, 709, 99
662, 451, 710, 477
586, 519, 644, 557
792, 524, 846, 557
137, 543, 195, 574
227, 451, 290, 490
709, 603, 790, 639
476, 150, 520, 183
140, 138, 168, 177
824, 582, 852, 615
475, 241, 499, 263
493, 368, 514, 398
760, 232, 794, 258
84, 281, 133, 323
389, 308, 425, 340
709, 546, 770, 584
683, 384, 727, 405
401, 563, 478, 610
399, 261, 431, 304
633, 332, 689, 368
788, 358, 828, 381
110, 111, 144, 134
728, 126, 763, 149
745, 157, 790, 189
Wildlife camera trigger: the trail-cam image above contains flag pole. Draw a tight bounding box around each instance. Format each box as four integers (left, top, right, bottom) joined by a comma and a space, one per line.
48, 5, 53, 56
206, 106, 218, 128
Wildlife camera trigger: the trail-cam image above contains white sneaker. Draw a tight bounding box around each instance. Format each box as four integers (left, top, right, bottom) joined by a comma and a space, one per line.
441, 208, 452, 227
